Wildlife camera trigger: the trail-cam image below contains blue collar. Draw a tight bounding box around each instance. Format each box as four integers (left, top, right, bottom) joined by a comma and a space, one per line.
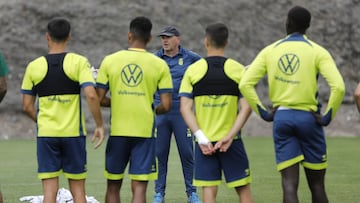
275, 33, 312, 47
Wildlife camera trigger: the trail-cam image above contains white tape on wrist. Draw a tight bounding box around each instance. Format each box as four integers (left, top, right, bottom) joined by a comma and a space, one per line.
194, 129, 209, 144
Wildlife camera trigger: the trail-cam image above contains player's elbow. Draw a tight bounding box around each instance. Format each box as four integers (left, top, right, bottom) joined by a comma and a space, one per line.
86, 93, 98, 102
180, 104, 191, 118
85, 88, 100, 102
180, 106, 186, 118
238, 82, 248, 94
338, 84, 346, 98
22, 104, 32, 114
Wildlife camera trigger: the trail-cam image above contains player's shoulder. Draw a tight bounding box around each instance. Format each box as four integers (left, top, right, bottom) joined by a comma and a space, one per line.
186, 58, 207, 73
307, 39, 329, 53
28, 55, 47, 67
225, 58, 244, 67
224, 58, 246, 79
141, 51, 170, 70
66, 52, 89, 62
24, 56, 47, 77
145, 49, 165, 59
64, 53, 91, 70
98, 50, 126, 64
66, 52, 85, 57
148, 51, 168, 63
105, 50, 127, 58
155, 57, 171, 71
263, 38, 285, 50
191, 58, 206, 66
294, 36, 332, 57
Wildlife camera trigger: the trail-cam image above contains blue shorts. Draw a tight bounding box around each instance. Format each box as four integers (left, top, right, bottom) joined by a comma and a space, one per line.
193, 139, 251, 188
37, 136, 86, 180
273, 109, 327, 171
104, 136, 157, 181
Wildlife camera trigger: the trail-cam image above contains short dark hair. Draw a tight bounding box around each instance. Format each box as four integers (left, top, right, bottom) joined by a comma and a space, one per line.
47, 18, 71, 42
286, 6, 311, 34
205, 23, 228, 48
129, 16, 152, 43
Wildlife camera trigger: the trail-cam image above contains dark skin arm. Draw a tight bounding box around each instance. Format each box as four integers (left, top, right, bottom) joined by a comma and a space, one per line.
155, 93, 172, 114
96, 88, 111, 107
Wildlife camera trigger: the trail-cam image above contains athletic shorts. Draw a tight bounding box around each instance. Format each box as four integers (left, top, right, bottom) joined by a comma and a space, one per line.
104, 136, 157, 181
37, 136, 86, 180
193, 139, 252, 188
273, 109, 327, 171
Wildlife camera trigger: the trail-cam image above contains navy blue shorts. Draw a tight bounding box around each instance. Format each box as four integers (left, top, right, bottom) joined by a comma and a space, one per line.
193, 139, 251, 187
273, 109, 327, 171
37, 136, 86, 180
104, 136, 157, 181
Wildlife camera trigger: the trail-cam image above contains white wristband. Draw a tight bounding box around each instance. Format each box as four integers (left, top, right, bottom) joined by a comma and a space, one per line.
194, 129, 210, 144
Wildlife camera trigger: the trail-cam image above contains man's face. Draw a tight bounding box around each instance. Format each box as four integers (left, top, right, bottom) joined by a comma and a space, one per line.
160, 35, 180, 52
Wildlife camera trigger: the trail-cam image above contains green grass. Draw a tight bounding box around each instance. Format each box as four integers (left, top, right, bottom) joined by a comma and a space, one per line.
1, 137, 359, 202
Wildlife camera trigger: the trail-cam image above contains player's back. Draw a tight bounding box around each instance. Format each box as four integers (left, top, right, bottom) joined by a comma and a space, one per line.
260, 34, 335, 110
21, 53, 93, 137
99, 48, 172, 137
180, 57, 245, 141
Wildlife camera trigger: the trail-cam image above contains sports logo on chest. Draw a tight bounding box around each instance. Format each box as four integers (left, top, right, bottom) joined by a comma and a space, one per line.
278, 54, 300, 75
178, 58, 183, 65
121, 64, 143, 87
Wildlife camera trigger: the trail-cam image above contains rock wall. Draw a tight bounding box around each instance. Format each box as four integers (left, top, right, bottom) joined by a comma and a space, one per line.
0, 0, 359, 138
1, 0, 359, 99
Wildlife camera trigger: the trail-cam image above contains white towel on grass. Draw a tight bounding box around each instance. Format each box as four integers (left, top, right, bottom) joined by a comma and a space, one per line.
19, 188, 99, 203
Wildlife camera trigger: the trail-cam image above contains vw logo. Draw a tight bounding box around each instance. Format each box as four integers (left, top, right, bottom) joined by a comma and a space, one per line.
121, 64, 143, 87
278, 54, 300, 75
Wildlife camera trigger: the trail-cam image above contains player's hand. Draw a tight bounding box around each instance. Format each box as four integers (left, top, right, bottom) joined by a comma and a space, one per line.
214, 136, 233, 152
91, 126, 105, 149
258, 105, 278, 122
199, 142, 215, 155
312, 110, 332, 126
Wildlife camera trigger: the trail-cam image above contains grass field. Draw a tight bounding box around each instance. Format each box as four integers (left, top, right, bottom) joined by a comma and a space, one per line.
1, 136, 359, 203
